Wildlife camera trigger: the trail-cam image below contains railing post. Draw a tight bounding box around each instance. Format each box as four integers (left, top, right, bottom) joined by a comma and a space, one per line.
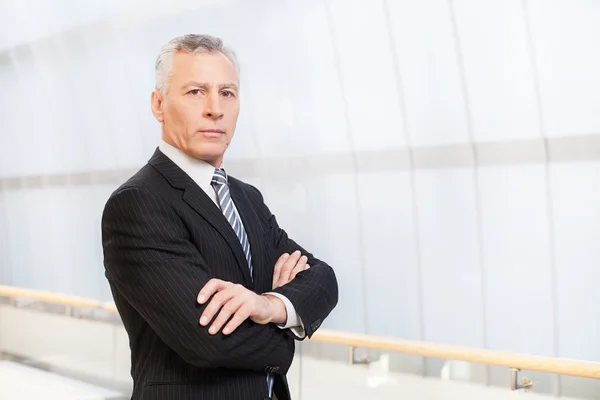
510, 368, 533, 391
348, 347, 370, 365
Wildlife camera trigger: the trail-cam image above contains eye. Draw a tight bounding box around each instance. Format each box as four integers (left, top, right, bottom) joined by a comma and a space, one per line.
188, 89, 201, 95
221, 90, 236, 98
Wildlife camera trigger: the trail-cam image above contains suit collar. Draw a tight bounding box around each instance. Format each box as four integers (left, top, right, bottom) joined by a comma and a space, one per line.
148, 147, 189, 189
157, 140, 217, 194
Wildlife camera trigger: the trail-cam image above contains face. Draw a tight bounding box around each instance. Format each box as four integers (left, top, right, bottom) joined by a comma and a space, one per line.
151, 51, 240, 167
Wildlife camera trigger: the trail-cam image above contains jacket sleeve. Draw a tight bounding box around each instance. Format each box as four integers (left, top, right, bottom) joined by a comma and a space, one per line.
248, 185, 339, 339
101, 187, 294, 373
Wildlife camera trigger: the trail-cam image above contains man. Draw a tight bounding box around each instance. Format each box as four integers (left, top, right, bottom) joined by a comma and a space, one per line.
101, 34, 338, 400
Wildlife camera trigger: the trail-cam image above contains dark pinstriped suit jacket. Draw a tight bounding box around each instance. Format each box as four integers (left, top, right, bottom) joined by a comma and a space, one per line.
101, 149, 338, 400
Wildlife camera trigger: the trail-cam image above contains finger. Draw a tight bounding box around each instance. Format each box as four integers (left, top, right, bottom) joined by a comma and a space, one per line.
200, 288, 235, 327
198, 279, 229, 304
222, 304, 252, 335
272, 253, 290, 288
290, 256, 308, 280
276, 250, 301, 287
209, 296, 244, 335
277, 251, 302, 286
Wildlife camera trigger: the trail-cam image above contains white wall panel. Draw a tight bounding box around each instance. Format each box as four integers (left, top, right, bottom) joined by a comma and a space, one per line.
415, 169, 484, 346
328, 0, 406, 151
4, 189, 33, 287
358, 171, 421, 339
478, 165, 555, 356
452, 0, 541, 142
528, 0, 600, 136
551, 162, 600, 360
387, 0, 469, 147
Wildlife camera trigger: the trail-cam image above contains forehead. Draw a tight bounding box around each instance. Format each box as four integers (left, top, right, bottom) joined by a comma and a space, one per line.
170, 51, 238, 84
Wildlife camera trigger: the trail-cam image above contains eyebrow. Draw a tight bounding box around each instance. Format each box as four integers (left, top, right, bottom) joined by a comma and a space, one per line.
182, 81, 239, 91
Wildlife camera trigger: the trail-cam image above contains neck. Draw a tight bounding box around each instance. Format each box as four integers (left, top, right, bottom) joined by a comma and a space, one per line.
160, 136, 224, 168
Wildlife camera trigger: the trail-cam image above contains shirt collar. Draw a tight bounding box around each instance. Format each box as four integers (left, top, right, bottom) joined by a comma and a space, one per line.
158, 140, 222, 192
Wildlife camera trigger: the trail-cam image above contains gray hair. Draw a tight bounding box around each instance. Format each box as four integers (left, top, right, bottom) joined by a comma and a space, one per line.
155, 34, 240, 95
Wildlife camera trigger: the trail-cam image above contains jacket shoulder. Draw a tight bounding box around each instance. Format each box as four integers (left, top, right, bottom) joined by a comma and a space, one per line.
103, 163, 172, 210
228, 175, 264, 201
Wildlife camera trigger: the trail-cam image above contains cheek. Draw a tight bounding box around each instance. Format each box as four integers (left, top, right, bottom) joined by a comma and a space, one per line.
165, 104, 194, 131
164, 105, 180, 124
227, 107, 240, 127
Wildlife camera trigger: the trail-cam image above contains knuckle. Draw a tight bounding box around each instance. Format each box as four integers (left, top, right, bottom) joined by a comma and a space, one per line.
213, 292, 225, 304
233, 283, 245, 292
242, 302, 254, 313
206, 303, 219, 314
215, 308, 228, 320
219, 307, 232, 318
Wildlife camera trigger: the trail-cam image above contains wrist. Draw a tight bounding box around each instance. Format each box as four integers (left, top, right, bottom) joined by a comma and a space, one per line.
263, 294, 287, 325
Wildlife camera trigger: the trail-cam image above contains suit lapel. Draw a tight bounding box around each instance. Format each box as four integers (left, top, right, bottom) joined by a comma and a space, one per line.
182, 184, 254, 287
148, 149, 253, 288
229, 180, 270, 293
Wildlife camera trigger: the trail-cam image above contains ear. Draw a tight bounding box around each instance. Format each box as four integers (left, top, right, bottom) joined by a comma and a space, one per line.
151, 90, 165, 123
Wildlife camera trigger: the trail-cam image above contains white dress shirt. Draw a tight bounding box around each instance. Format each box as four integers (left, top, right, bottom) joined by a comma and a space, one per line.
158, 140, 305, 338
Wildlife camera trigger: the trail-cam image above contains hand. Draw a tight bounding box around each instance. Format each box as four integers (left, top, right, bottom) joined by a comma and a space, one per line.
272, 250, 310, 289
197, 279, 287, 335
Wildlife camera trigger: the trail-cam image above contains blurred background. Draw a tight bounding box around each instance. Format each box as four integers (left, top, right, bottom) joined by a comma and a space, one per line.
1, 0, 600, 399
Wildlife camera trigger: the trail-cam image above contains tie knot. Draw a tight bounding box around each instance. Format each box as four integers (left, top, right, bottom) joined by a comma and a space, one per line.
212, 168, 228, 186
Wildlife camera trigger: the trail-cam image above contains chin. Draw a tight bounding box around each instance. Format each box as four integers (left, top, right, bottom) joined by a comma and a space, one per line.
190, 149, 226, 165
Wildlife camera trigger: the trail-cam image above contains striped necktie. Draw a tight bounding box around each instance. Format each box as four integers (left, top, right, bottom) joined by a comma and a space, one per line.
211, 168, 253, 277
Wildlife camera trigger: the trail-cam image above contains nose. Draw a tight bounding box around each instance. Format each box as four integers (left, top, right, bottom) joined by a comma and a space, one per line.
203, 92, 223, 120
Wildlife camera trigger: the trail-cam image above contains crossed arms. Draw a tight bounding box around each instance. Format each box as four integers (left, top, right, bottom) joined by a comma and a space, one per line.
101, 186, 338, 373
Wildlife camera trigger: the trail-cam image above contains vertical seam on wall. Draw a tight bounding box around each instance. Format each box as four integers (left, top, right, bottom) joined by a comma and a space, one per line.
382, 0, 428, 375
522, 0, 561, 396
447, 0, 490, 385
324, 0, 370, 335
0, 35, 18, 281
6, 46, 27, 286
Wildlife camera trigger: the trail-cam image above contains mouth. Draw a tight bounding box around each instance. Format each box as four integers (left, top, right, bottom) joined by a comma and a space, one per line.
199, 129, 225, 138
